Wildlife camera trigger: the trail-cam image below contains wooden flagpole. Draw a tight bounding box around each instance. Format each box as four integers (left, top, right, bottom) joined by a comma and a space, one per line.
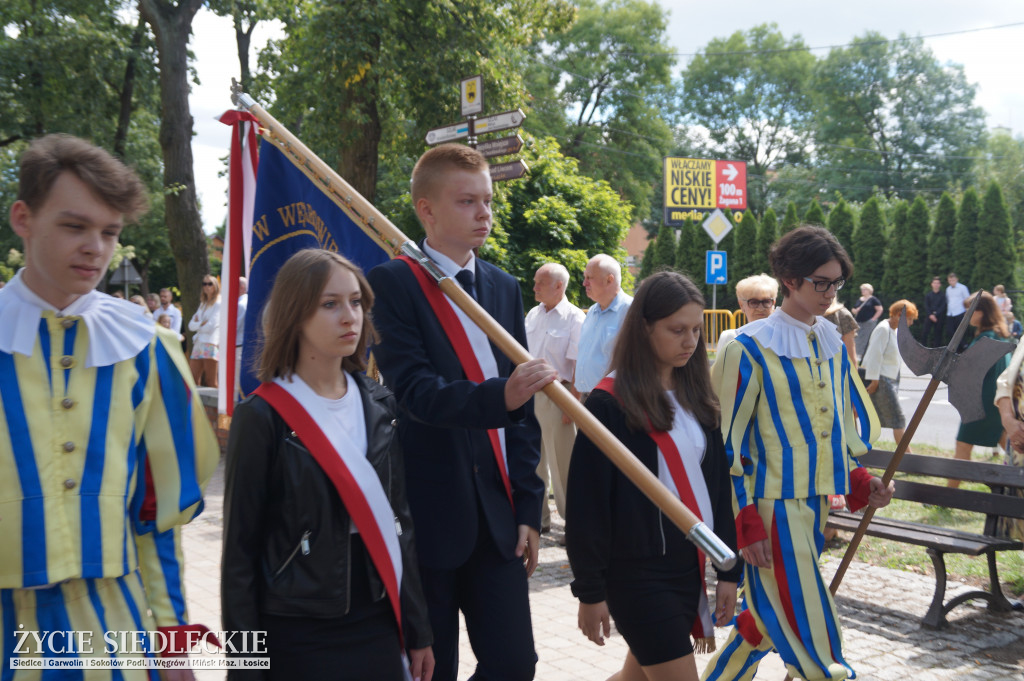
232, 87, 736, 570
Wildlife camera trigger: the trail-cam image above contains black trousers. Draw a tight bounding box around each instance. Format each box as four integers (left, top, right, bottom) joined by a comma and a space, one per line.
418, 510, 537, 681
921, 314, 945, 348
945, 313, 966, 350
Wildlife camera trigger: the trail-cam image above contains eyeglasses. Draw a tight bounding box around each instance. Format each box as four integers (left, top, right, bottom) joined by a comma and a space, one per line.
802, 277, 845, 293
202, 281, 214, 287
741, 298, 776, 310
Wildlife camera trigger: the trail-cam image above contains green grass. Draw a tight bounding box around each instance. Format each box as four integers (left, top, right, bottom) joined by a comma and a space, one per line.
826, 440, 1024, 596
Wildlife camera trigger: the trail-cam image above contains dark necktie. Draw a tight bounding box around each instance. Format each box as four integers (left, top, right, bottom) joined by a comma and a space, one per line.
455, 269, 477, 301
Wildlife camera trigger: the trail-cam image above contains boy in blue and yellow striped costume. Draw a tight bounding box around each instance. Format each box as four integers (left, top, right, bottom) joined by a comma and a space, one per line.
0, 134, 219, 678
703, 226, 894, 681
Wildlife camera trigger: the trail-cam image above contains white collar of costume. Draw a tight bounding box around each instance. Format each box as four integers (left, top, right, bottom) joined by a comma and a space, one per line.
272, 373, 403, 592
740, 308, 844, 360
0, 269, 155, 368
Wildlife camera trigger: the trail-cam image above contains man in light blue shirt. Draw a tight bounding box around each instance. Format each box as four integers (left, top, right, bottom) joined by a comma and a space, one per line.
944, 271, 970, 349
574, 253, 632, 397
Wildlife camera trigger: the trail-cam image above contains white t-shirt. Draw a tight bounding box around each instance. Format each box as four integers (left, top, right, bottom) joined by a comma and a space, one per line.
658, 392, 714, 530
317, 373, 367, 533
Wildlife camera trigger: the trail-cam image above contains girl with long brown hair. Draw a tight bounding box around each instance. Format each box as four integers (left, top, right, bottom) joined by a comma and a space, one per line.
222, 249, 433, 680
566, 271, 740, 681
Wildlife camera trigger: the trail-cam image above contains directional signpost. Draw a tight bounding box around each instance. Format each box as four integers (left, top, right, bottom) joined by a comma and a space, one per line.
426, 77, 528, 183
425, 122, 470, 145
477, 134, 524, 159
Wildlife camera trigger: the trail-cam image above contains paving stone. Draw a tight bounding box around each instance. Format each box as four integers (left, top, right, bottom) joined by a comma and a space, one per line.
180, 459, 1024, 679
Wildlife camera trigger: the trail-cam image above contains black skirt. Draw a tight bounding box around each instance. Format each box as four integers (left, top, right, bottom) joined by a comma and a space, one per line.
605, 558, 703, 666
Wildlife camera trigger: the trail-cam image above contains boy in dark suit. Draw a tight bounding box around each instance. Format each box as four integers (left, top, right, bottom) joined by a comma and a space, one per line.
367, 144, 556, 681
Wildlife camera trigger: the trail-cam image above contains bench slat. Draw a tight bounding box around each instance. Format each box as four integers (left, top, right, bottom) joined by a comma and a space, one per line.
858, 450, 1024, 489
891, 480, 1024, 519
827, 511, 1023, 554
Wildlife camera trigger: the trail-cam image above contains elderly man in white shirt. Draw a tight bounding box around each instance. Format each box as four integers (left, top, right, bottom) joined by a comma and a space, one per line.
525, 263, 585, 536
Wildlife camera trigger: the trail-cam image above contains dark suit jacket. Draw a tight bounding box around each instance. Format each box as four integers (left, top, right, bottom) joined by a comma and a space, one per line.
367, 255, 544, 570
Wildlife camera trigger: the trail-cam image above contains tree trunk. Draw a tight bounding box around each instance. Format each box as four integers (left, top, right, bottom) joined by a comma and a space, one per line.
138, 0, 209, 342
234, 16, 255, 94
113, 16, 148, 159
336, 89, 381, 203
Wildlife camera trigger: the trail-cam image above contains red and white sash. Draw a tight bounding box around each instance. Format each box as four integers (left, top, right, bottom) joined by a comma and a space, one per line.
254, 376, 412, 672
398, 255, 513, 507
596, 376, 717, 653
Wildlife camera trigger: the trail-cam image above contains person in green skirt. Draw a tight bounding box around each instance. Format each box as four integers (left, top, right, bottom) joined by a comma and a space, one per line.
950, 291, 1014, 487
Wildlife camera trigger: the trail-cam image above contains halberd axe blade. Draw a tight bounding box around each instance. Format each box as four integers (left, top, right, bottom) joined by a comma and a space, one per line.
897, 292, 1013, 424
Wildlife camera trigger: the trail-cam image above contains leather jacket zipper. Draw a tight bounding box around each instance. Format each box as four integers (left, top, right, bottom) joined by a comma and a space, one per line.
274, 530, 311, 578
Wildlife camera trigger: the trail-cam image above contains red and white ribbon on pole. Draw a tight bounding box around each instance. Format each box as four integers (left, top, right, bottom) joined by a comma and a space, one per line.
217, 110, 259, 419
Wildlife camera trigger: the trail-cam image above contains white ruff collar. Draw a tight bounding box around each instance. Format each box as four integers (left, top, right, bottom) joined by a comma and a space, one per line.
739, 308, 844, 360
0, 270, 156, 368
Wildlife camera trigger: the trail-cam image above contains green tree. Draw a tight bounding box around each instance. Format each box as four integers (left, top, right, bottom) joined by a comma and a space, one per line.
489, 136, 633, 309
638, 239, 656, 281
206, 0, 275, 93
827, 197, 855, 257
675, 220, 708, 293
524, 0, 675, 223
651, 224, 677, 271
682, 24, 813, 212
888, 196, 930, 303
881, 200, 908, 297
754, 207, 777, 275
954, 187, 980, 284
928, 192, 957, 280
260, 0, 572, 205
852, 196, 886, 290
804, 199, 825, 226
973, 130, 1024, 260
139, 0, 213, 327
972, 182, 1015, 290
781, 202, 799, 234
811, 33, 984, 202
730, 210, 757, 290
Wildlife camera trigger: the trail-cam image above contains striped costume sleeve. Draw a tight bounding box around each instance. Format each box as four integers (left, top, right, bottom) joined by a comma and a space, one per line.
712, 339, 760, 510
843, 350, 879, 461
131, 329, 218, 627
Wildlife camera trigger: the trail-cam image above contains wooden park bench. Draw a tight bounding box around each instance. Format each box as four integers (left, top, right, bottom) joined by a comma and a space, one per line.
826, 449, 1024, 628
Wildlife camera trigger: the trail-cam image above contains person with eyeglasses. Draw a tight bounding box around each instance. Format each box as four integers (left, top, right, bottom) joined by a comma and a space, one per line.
713, 273, 778, 364
704, 226, 892, 681
188, 275, 222, 387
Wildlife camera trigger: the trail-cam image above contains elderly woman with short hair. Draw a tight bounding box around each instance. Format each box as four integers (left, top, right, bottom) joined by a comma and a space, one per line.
714, 273, 778, 356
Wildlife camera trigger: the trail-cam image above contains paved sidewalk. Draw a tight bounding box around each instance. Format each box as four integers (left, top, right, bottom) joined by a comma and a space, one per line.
183, 460, 1024, 680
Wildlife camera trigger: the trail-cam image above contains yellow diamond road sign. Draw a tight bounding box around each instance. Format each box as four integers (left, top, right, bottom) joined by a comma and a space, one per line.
702, 209, 732, 245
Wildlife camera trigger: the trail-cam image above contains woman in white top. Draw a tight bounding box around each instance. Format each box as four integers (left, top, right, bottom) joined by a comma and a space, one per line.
188, 274, 221, 387
862, 300, 918, 450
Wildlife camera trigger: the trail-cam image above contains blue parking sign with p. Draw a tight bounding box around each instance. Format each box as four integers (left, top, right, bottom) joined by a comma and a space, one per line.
706, 250, 727, 285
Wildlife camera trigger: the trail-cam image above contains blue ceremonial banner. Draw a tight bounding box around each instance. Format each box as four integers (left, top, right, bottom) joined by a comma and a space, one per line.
240, 143, 390, 394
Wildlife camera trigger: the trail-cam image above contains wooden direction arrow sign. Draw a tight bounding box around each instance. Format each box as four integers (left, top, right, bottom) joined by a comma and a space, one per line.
425, 121, 470, 145
477, 134, 524, 159
475, 109, 525, 135
489, 159, 529, 182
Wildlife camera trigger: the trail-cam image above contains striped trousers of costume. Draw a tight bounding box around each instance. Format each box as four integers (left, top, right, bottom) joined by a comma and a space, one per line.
702, 497, 854, 681
1, 572, 160, 681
